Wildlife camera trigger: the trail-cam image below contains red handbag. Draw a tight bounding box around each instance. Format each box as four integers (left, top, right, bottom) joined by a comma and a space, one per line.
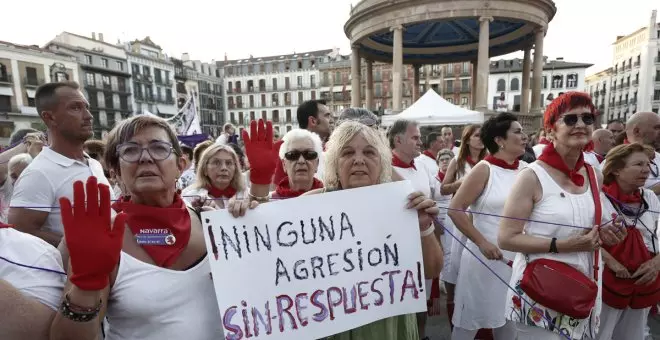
519, 164, 600, 319
603, 202, 660, 309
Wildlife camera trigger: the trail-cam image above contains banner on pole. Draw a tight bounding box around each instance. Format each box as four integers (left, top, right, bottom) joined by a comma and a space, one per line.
202, 181, 426, 340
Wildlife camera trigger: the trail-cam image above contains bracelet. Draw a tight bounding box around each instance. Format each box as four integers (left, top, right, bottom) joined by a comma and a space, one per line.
60, 294, 102, 322
549, 237, 559, 254
248, 192, 269, 203
420, 224, 435, 238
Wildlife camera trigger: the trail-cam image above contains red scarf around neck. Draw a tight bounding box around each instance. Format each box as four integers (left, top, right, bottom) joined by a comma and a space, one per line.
537, 142, 586, 186
275, 176, 324, 198
602, 181, 642, 204
112, 194, 192, 268
466, 155, 478, 167
437, 171, 445, 182
207, 185, 237, 199
538, 138, 551, 145
422, 150, 436, 161
595, 153, 605, 163
484, 155, 519, 170
392, 154, 416, 170
0, 222, 12, 229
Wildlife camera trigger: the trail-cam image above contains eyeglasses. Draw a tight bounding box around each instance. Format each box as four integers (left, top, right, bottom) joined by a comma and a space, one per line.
116, 141, 174, 163
284, 150, 318, 161
560, 113, 595, 126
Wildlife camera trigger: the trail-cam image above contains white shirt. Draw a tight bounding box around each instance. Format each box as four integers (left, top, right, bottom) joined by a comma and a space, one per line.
214, 134, 228, 145
10, 147, 111, 235
532, 143, 546, 158
177, 166, 196, 190
393, 162, 432, 198
0, 228, 66, 310
415, 152, 441, 199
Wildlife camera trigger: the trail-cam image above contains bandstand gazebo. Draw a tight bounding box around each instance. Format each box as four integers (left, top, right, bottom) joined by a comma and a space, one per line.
344, 0, 557, 119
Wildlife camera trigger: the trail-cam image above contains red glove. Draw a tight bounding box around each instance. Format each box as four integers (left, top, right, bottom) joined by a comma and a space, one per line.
60, 176, 127, 291
242, 119, 276, 185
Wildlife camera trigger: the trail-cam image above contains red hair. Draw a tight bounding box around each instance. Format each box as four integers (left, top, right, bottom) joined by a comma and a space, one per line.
543, 91, 596, 130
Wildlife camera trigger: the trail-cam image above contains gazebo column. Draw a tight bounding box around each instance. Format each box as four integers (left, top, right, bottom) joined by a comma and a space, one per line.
475, 16, 492, 112
413, 64, 420, 101
351, 44, 362, 108
521, 46, 532, 114
471, 59, 478, 109
530, 27, 545, 116
392, 24, 403, 112
365, 60, 374, 109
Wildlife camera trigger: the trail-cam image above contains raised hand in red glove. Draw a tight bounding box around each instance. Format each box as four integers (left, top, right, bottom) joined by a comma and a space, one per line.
60, 176, 127, 291
242, 119, 276, 185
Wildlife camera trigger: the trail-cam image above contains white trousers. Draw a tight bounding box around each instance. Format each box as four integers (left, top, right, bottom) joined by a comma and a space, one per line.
515, 322, 564, 340
595, 304, 649, 340
451, 320, 517, 340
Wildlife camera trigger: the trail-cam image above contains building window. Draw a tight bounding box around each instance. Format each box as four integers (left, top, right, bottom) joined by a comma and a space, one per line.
497, 79, 506, 91
311, 91, 316, 100
510, 78, 520, 91
446, 97, 454, 104
552, 75, 563, 89
566, 74, 578, 88
297, 92, 303, 104
297, 76, 303, 87
85, 55, 92, 64
101, 58, 108, 68
542, 76, 548, 89
86, 72, 95, 86
0, 63, 8, 80
115, 61, 123, 71
461, 97, 468, 106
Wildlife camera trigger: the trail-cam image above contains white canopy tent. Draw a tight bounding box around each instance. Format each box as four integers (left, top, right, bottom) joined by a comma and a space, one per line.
380, 89, 484, 126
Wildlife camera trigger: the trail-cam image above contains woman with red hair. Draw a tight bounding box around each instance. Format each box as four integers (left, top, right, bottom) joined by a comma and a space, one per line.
498, 92, 626, 339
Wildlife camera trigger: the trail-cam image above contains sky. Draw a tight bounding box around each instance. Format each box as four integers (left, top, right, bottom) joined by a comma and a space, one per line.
2, 0, 658, 76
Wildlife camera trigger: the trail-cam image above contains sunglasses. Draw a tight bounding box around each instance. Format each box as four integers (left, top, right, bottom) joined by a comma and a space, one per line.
560, 113, 595, 126
284, 150, 318, 161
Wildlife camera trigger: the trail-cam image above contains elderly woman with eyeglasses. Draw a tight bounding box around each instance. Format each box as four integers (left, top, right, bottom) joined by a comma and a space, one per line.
229, 119, 443, 340
182, 143, 245, 209
498, 92, 626, 340
51, 115, 223, 340
268, 129, 324, 199
596, 143, 660, 340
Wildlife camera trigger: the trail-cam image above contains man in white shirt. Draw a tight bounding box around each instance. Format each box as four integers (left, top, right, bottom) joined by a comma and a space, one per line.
177, 144, 195, 190
441, 126, 460, 155
9, 81, 110, 246
416, 132, 445, 178
0, 225, 65, 339
215, 123, 236, 145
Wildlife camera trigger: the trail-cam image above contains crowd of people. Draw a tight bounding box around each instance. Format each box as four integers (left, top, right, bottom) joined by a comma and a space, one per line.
0, 80, 658, 340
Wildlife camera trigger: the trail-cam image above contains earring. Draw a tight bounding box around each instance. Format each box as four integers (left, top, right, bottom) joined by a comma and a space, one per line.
499, 144, 505, 150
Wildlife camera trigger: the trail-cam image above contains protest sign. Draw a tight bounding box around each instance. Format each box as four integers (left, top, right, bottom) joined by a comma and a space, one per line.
202, 180, 427, 340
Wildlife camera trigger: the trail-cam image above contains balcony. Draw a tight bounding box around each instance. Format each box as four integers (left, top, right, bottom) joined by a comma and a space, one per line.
460, 86, 471, 93
633, 79, 639, 86
598, 104, 605, 111
634, 61, 640, 68
23, 77, 44, 88
0, 73, 12, 84
593, 92, 599, 98
656, 56, 660, 64
600, 89, 606, 94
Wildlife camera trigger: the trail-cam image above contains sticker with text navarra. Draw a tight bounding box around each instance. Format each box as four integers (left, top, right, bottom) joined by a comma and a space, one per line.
201, 180, 426, 340
135, 228, 176, 246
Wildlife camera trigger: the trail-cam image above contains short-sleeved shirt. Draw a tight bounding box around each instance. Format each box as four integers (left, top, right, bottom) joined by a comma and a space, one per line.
10, 147, 111, 235
0, 228, 66, 310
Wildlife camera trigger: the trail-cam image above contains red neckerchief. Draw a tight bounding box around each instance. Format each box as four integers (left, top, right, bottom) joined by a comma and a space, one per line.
595, 153, 605, 163
466, 156, 478, 167
112, 194, 191, 268
602, 182, 642, 203
422, 150, 436, 160
207, 185, 237, 199
322, 142, 327, 152
484, 155, 519, 170
437, 171, 445, 182
538, 138, 551, 145
275, 176, 324, 198
583, 140, 595, 152
392, 154, 416, 170
0, 223, 13, 229
538, 143, 586, 186
623, 138, 630, 145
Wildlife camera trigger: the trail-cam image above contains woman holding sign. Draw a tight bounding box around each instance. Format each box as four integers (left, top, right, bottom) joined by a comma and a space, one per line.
447, 112, 526, 339
51, 115, 223, 340
233, 119, 443, 340
498, 92, 626, 340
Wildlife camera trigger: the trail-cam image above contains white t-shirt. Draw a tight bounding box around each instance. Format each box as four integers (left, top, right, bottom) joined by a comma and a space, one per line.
214, 134, 228, 145
10, 147, 111, 235
0, 228, 66, 310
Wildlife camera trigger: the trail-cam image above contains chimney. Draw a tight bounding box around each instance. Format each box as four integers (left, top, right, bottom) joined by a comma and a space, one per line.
182, 53, 190, 62
556, 57, 564, 61
224, 53, 228, 62
92, 32, 96, 40
98, 33, 104, 42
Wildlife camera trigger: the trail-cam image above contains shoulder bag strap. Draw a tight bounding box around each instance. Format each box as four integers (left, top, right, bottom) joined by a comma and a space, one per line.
586, 164, 601, 282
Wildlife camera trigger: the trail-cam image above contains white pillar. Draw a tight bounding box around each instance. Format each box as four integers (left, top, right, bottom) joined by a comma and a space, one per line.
521, 47, 532, 114
475, 16, 492, 112
530, 27, 545, 116
366, 60, 374, 109
350, 44, 361, 108
392, 25, 404, 112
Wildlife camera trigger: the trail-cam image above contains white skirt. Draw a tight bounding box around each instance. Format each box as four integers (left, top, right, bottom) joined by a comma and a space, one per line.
452, 241, 512, 329
442, 219, 465, 284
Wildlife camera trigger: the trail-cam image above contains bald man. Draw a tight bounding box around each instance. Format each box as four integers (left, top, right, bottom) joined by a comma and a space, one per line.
591, 129, 614, 163
624, 112, 660, 195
